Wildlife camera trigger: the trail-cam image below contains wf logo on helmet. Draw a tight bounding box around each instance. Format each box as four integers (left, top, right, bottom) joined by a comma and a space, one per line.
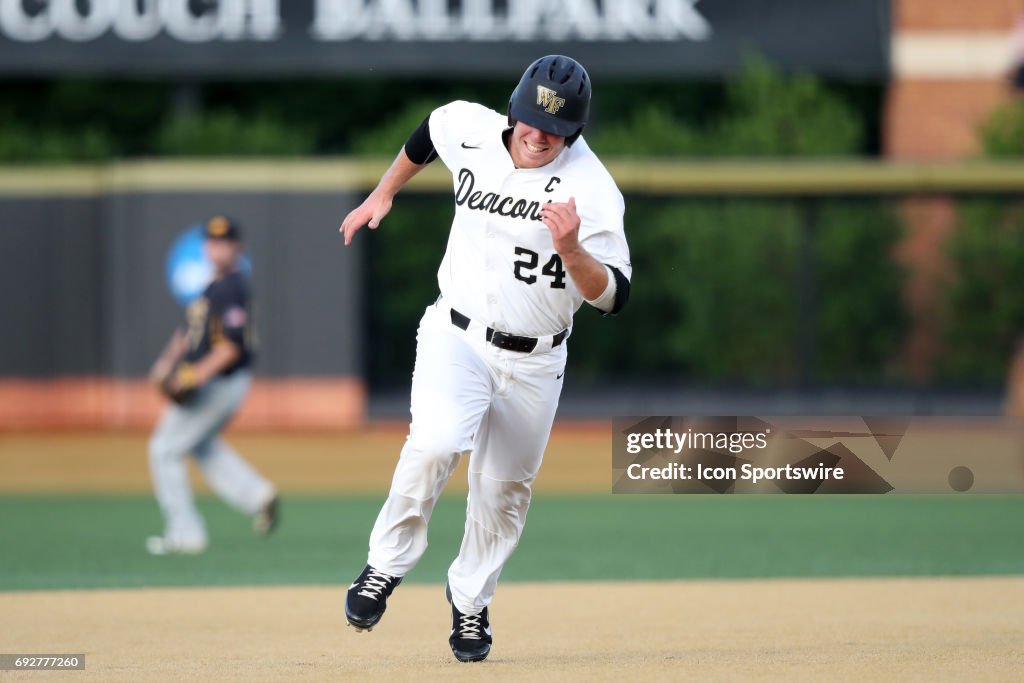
536, 86, 566, 115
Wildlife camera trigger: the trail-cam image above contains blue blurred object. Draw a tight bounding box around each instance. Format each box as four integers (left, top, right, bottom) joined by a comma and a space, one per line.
165, 223, 251, 307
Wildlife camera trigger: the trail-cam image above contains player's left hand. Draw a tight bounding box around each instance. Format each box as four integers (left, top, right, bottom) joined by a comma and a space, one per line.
160, 362, 201, 405
540, 197, 581, 256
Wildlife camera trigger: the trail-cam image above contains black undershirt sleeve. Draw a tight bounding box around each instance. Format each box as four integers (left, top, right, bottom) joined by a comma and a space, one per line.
605, 265, 631, 316
404, 114, 438, 165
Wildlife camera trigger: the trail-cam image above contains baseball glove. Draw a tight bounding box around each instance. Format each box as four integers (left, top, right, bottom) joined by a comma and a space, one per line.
160, 362, 200, 405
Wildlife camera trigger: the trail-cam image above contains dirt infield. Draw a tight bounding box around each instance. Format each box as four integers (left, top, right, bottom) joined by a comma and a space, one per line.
2, 577, 1022, 682
4, 418, 1022, 496
0, 425, 609, 494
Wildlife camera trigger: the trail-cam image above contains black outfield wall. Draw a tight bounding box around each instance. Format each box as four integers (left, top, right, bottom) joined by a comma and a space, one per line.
0, 190, 363, 379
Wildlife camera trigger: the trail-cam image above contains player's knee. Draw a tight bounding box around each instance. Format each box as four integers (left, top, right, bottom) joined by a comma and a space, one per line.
407, 424, 469, 462
391, 429, 464, 501
148, 433, 167, 461
148, 432, 181, 464
475, 477, 531, 510
468, 476, 532, 538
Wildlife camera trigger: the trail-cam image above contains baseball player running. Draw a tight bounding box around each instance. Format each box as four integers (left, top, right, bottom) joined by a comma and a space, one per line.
146, 216, 279, 555
340, 55, 631, 662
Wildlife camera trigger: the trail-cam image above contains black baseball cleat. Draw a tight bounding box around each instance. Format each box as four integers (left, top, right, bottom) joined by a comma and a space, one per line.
253, 495, 280, 536
446, 582, 492, 662
345, 565, 402, 632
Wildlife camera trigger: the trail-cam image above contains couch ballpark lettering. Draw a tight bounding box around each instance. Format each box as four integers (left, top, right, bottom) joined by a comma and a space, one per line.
623, 428, 845, 484
0, 0, 710, 43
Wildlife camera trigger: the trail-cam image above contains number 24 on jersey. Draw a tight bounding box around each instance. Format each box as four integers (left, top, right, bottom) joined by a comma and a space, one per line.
513, 246, 566, 289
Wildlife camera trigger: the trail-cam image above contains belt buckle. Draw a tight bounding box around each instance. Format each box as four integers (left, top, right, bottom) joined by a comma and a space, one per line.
491, 330, 537, 353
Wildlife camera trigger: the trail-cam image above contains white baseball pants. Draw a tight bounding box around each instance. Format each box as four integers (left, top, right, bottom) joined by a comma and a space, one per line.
148, 370, 275, 546
367, 301, 566, 615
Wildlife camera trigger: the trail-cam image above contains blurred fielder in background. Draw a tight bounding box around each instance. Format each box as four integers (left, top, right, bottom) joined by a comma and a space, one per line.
340, 55, 631, 662
146, 216, 279, 555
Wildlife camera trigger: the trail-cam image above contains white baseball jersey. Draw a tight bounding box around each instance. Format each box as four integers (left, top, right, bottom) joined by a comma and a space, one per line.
428, 100, 631, 337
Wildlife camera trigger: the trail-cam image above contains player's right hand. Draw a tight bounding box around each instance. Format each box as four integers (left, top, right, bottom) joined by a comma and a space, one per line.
340, 191, 393, 246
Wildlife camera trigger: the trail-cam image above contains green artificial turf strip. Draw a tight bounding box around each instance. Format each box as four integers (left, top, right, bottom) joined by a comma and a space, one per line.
0, 495, 1021, 591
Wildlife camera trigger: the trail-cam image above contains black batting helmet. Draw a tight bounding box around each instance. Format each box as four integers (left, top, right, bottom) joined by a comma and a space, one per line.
508, 55, 591, 146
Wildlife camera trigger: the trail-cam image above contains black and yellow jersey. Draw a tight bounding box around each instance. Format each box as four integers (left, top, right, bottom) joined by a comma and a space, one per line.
183, 271, 253, 375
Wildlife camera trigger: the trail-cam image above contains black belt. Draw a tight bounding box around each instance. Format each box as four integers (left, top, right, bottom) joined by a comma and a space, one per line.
450, 308, 567, 353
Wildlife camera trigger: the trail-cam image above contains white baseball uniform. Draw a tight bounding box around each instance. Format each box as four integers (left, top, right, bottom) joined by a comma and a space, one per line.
365, 100, 631, 614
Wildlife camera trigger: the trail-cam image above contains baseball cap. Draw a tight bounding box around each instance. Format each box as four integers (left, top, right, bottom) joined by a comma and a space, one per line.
204, 215, 242, 241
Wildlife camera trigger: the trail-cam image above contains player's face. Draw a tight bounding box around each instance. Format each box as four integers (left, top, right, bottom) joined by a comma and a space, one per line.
205, 238, 240, 273
509, 121, 566, 169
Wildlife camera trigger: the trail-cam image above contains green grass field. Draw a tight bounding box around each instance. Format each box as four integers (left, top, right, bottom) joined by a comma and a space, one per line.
2, 494, 1022, 591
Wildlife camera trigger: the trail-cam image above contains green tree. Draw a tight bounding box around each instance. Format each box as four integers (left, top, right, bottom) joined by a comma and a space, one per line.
815, 202, 905, 383
979, 99, 1024, 157
0, 124, 114, 162
156, 111, 315, 156
589, 57, 862, 157
939, 100, 1024, 382
349, 101, 437, 156
939, 200, 1024, 381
